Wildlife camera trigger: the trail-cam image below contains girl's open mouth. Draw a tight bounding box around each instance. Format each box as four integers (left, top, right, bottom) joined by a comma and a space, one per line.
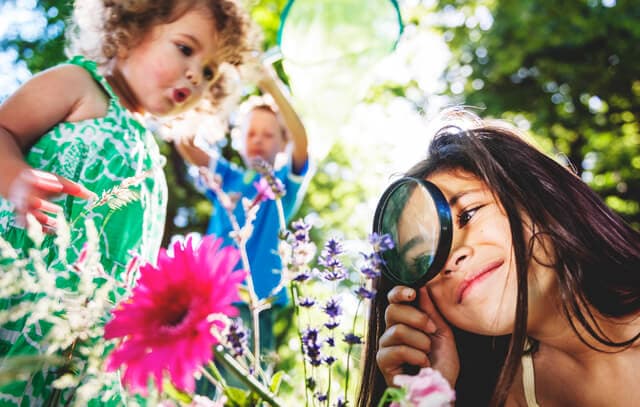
173, 88, 191, 104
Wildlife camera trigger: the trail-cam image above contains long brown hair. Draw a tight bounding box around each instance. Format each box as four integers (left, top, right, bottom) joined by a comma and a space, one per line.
358, 121, 640, 406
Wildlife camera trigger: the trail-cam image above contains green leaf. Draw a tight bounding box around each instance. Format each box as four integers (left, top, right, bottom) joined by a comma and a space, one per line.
269, 370, 284, 395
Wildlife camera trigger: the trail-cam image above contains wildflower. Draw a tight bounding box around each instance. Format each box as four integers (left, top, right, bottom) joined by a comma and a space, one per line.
355, 286, 376, 300
322, 297, 342, 318
369, 232, 395, 252
325, 320, 340, 330
324, 356, 336, 366
390, 367, 456, 407
302, 327, 323, 367
318, 238, 346, 281
251, 177, 276, 207
225, 318, 249, 358
291, 219, 312, 242
298, 297, 316, 307
104, 235, 247, 395
250, 157, 286, 198
343, 333, 362, 345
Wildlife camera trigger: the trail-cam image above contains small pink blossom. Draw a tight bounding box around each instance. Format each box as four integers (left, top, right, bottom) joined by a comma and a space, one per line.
252, 177, 276, 206
104, 235, 247, 395
390, 367, 456, 407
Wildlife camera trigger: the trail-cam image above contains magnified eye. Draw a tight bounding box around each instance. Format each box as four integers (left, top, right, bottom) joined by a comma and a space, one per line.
412, 254, 432, 273
203, 66, 214, 81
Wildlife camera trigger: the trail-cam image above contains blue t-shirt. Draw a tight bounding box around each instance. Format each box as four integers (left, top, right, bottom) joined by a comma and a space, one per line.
205, 157, 310, 305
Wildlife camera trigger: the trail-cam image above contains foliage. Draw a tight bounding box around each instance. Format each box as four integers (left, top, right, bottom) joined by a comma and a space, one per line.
428, 0, 640, 228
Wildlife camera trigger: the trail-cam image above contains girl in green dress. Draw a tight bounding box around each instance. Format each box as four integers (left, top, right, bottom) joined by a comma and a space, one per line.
0, 0, 256, 404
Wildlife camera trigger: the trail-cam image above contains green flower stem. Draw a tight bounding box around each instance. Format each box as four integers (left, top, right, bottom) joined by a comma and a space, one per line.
344, 299, 363, 402
213, 346, 282, 407
238, 240, 261, 374
291, 283, 310, 407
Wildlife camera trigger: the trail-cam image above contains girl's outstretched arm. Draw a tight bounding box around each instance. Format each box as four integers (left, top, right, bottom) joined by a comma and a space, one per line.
0, 64, 104, 226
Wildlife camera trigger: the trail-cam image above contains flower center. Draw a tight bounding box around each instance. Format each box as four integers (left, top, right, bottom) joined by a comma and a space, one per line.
160, 292, 192, 328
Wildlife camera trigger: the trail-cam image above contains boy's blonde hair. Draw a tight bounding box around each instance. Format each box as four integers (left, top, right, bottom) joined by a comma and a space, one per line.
67, 0, 260, 109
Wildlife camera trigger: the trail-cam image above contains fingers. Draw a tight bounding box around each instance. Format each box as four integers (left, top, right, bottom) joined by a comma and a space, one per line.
55, 175, 96, 200
28, 196, 62, 214
24, 169, 95, 200
386, 286, 437, 335
379, 323, 432, 353
377, 345, 430, 386
418, 286, 452, 335
9, 168, 93, 229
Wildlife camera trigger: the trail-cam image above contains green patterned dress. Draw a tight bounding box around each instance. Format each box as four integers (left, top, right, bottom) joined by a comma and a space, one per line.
0, 56, 167, 406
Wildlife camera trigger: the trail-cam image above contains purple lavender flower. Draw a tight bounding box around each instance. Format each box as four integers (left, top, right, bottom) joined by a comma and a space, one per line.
322, 238, 344, 257
292, 219, 312, 242
298, 297, 316, 307
324, 319, 340, 330
324, 356, 336, 366
359, 265, 381, 279
302, 328, 323, 366
316, 393, 328, 402
251, 157, 286, 198
318, 238, 346, 281
335, 396, 347, 407
343, 333, 362, 345
225, 319, 248, 358
369, 232, 395, 252
322, 297, 342, 318
325, 337, 335, 347
355, 286, 376, 300
293, 271, 312, 282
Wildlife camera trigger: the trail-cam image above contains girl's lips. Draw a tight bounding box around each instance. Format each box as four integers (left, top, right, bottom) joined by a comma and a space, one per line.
457, 260, 504, 303
173, 88, 191, 104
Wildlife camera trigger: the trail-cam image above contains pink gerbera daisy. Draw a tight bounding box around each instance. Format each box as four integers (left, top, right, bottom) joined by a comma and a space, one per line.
104, 235, 246, 395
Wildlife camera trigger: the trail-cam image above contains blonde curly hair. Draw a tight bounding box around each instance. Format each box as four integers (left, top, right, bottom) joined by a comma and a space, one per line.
67, 0, 260, 109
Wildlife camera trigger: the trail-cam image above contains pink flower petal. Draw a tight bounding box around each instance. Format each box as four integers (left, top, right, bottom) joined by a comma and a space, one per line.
104, 234, 245, 394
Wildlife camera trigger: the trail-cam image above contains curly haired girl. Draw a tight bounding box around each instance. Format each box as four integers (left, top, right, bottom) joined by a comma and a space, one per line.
0, 0, 256, 404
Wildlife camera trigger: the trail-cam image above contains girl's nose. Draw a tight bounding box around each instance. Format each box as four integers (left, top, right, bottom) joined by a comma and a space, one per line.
186, 70, 199, 86
442, 245, 471, 276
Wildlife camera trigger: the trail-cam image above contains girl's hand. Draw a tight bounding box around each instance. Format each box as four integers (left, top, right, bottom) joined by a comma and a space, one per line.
376, 285, 460, 389
8, 168, 95, 230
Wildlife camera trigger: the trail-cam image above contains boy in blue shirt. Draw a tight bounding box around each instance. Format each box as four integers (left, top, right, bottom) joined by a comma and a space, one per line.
175, 63, 311, 357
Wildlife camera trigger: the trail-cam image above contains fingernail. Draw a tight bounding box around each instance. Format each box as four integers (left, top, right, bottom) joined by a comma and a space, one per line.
403, 288, 414, 300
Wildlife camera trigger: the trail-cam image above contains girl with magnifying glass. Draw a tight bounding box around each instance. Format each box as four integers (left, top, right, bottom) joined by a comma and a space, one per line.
358, 113, 640, 407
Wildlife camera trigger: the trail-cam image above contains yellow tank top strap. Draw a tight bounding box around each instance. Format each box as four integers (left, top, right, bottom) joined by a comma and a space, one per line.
522, 338, 540, 407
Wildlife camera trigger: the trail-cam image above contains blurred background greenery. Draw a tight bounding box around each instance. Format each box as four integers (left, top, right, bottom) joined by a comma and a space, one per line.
1, 0, 639, 401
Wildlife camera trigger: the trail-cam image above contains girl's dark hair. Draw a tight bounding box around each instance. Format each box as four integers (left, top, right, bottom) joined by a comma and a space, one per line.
358, 120, 640, 406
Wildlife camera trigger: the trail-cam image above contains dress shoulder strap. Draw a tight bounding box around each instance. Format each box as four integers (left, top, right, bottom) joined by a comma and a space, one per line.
66, 55, 117, 100
522, 340, 541, 407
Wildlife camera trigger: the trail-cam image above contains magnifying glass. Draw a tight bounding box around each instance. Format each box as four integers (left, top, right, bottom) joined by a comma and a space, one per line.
372, 177, 453, 288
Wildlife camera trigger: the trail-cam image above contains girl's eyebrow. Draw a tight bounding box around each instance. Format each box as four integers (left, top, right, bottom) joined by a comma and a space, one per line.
448, 188, 483, 206
180, 33, 203, 49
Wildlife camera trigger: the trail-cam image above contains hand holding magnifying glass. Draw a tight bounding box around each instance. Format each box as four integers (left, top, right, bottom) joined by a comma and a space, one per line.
373, 177, 459, 380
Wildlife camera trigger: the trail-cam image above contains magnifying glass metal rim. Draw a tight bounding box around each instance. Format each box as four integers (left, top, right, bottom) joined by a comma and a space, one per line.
372, 176, 453, 287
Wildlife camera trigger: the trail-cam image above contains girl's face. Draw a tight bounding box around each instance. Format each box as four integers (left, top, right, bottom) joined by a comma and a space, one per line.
115, 8, 220, 116
423, 170, 554, 336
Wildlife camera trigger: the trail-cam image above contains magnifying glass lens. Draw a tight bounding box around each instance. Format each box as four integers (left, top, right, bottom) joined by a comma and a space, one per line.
374, 178, 452, 287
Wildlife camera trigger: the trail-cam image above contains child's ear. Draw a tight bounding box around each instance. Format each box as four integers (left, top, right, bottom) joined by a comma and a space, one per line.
116, 46, 128, 60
